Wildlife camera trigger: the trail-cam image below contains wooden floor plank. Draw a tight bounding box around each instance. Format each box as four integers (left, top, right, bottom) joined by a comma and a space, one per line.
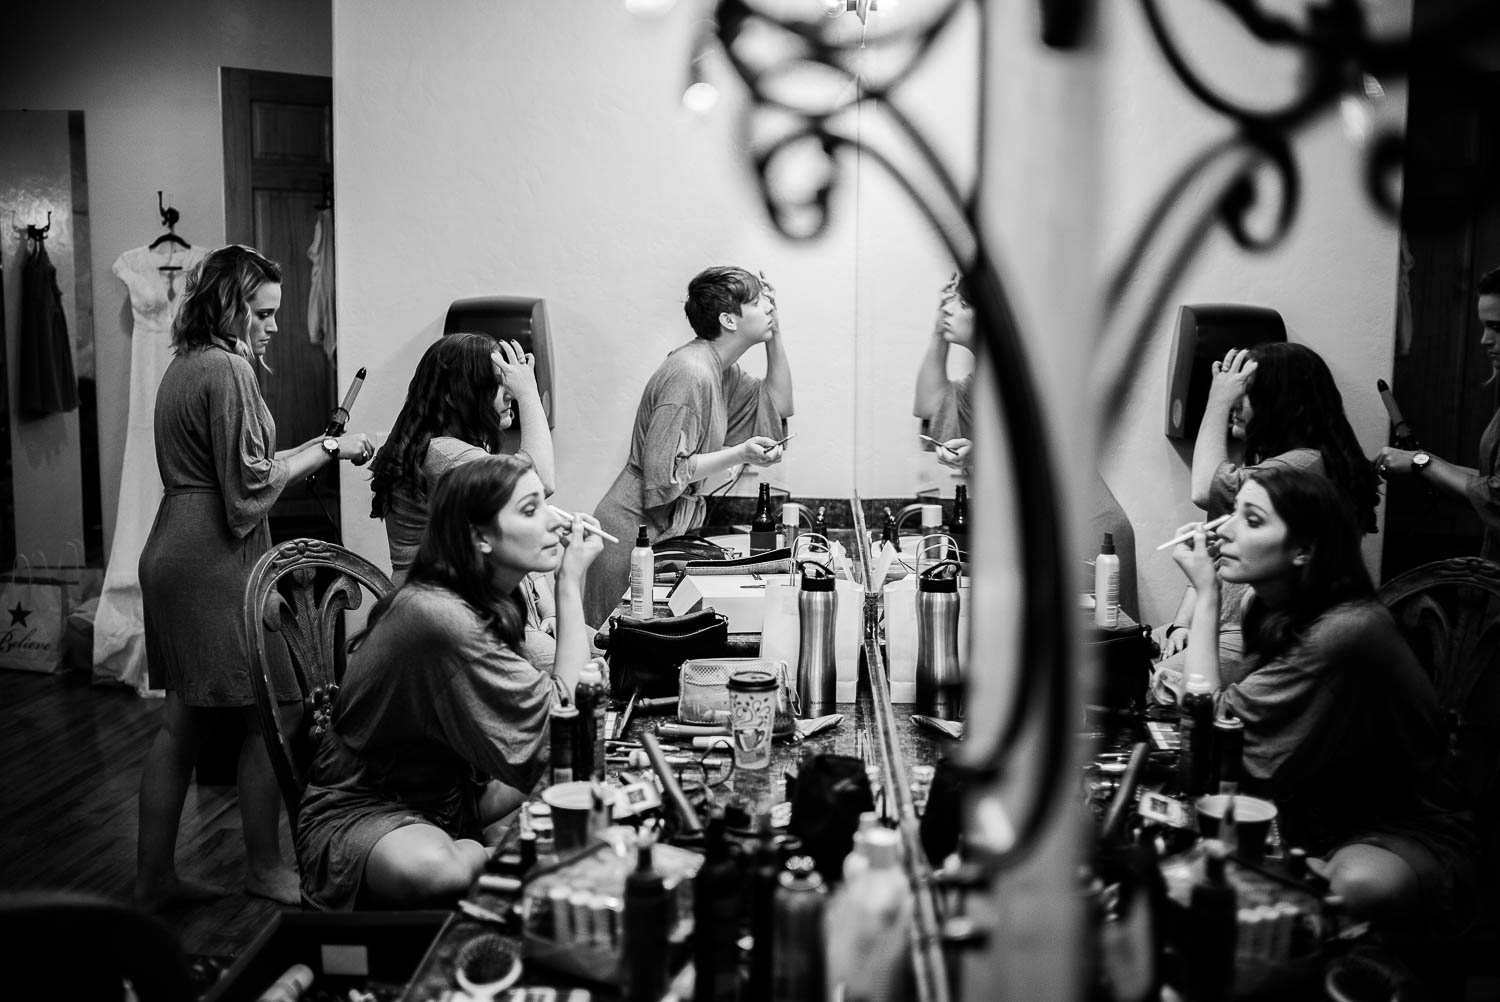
0, 668, 288, 958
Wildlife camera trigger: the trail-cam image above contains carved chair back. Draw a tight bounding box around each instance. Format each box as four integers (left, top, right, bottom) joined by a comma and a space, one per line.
244, 538, 392, 839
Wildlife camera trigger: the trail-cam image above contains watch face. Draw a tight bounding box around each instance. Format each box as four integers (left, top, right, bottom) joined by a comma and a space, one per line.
1414, 453, 1430, 468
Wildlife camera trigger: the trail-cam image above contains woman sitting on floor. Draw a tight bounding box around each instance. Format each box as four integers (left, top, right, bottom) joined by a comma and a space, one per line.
1170, 465, 1473, 934
296, 455, 602, 910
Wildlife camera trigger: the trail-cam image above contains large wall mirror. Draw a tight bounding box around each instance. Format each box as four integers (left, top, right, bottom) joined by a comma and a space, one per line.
0, 110, 102, 571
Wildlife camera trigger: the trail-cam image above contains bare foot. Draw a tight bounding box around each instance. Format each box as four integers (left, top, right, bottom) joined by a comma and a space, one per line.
134, 876, 229, 912
245, 866, 301, 906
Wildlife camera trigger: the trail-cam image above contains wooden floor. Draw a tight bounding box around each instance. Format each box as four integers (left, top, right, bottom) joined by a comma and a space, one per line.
0, 667, 292, 957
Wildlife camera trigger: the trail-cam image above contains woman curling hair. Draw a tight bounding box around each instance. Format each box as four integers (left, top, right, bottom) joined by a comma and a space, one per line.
296, 455, 603, 910
1170, 465, 1473, 937
135, 244, 374, 909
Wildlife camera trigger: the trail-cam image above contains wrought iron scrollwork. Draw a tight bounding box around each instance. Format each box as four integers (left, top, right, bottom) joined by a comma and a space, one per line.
685, 0, 1500, 885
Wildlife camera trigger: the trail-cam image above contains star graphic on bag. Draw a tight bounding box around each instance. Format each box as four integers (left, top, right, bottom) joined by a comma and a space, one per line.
9, 603, 30, 627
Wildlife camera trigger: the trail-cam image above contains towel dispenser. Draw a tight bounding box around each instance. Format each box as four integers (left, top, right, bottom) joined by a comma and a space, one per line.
1164, 304, 1286, 439
443, 296, 555, 428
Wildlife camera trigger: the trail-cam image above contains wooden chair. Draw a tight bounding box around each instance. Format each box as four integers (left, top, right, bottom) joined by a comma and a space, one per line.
1377, 556, 1500, 969
244, 538, 392, 840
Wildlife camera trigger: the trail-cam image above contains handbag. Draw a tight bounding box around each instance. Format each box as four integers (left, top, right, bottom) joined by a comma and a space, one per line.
677, 657, 800, 736
606, 608, 728, 699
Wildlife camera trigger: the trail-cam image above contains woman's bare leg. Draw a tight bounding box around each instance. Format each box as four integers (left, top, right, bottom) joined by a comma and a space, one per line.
240, 702, 302, 905
135, 693, 228, 909
363, 823, 488, 907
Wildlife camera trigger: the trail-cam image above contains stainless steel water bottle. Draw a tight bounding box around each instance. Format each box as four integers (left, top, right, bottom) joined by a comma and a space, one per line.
915, 558, 963, 719
795, 561, 838, 716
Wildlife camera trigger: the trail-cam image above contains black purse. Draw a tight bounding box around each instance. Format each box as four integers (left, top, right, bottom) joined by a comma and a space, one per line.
606, 608, 729, 699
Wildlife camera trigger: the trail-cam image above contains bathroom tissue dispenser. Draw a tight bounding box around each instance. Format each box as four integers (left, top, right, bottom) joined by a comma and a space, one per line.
444, 295, 555, 428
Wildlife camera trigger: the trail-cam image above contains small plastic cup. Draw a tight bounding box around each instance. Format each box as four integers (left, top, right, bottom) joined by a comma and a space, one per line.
540, 781, 613, 852
727, 669, 778, 771
1194, 793, 1277, 861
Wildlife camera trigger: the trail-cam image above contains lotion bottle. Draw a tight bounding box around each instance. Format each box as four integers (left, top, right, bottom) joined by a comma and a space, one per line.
1094, 531, 1120, 628
630, 525, 653, 618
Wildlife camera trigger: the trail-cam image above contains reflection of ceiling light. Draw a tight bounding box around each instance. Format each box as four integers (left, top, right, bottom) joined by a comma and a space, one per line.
821, 0, 890, 23
682, 28, 719, 114
624, 0, 676, 16
682, 80, 720, 114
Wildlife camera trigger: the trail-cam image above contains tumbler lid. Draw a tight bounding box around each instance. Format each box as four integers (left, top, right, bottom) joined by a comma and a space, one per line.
798, 560, 836, 591
727, 668, 777, 693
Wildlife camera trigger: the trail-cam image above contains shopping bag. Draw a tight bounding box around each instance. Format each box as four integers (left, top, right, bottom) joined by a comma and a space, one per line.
758, 578, 861, 702
883, 574, 971, 703
28, 543, 104, 606
0, 559, 70, 674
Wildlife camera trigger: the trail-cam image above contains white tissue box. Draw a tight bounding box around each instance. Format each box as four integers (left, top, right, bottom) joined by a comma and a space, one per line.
666, 573, 768, 633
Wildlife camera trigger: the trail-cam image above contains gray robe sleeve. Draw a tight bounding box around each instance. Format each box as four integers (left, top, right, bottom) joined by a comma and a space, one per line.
208, 355, 289, 539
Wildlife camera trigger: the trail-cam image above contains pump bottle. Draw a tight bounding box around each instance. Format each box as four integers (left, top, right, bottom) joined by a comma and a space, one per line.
629, 525, 653, 618
623, 841, 670, 1002
1094, 531, 1121, 628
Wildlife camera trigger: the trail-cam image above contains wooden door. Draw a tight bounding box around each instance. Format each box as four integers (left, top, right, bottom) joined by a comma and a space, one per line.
222, 68, 338, 542
1384, 69, 1500, 580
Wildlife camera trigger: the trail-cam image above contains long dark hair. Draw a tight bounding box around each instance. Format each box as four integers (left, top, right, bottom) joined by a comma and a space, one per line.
358, 455, 532, 652
171, 245, 281, 361
369, 333, 505, 518
1241, 342, 1381, 534
1240, 465, 1375, 661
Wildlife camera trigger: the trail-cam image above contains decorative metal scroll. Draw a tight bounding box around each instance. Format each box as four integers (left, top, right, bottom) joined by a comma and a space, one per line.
685, 0, 1500, 880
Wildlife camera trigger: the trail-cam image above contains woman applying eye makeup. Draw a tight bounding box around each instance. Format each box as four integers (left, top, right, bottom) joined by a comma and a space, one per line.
1170, 466, 1473, 942
296, 456, 602, 910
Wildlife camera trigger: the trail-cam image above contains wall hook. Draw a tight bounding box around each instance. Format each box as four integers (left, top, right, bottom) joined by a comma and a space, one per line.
26, 210, 52, 243
157, 190, 180, 230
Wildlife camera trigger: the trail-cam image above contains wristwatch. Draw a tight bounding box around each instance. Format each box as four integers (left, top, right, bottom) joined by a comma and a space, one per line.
321, 437, 341, 461
1412, 452, 1431, 474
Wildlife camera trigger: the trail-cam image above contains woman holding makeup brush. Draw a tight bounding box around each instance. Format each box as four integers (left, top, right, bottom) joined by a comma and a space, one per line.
298, 456, 603, 910
585, 266, 792, 627
370, 333, 560, 660
1157, 342, 1379, 683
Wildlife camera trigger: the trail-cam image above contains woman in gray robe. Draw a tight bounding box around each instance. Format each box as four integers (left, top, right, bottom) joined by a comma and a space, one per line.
585, 266, 794, 626
135, 246, 373, 910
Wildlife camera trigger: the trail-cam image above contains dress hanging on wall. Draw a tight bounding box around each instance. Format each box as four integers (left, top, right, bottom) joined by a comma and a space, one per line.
307, 206, 336, 358
19, 237, 79, 418
93, 242, 208, 695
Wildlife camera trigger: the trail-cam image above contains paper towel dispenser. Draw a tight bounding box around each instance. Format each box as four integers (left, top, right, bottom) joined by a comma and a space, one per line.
443, 296, 555, 428
1164, 304, 1286, 439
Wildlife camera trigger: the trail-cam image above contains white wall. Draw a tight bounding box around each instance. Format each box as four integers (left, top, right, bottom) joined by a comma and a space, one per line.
1098, 2, 1408, 626
333, 1, 978, 574
2, 0, 332, 561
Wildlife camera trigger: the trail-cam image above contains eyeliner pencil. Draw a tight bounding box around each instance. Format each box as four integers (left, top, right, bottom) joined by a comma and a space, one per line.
1155, 513, 1231, 551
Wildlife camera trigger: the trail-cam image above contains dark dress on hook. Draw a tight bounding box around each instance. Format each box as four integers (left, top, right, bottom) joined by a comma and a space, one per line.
19, 241, 79, 417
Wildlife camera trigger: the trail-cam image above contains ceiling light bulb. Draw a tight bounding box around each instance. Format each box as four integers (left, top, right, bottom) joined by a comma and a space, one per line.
682, 80, 720, 114
822, 0, 847, 17
624, 0, 677, 16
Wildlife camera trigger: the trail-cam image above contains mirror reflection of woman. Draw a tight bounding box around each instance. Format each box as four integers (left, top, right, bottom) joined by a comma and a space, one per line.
1172, 466, 1473, 937
913, 274, 973, 472
584, 266, 792, 626
1376, 265, 1500, 559
1160, 342, 1379, 679
370, 333, 559, 666
297, 456, 602, 910
135, 245, 374, 910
